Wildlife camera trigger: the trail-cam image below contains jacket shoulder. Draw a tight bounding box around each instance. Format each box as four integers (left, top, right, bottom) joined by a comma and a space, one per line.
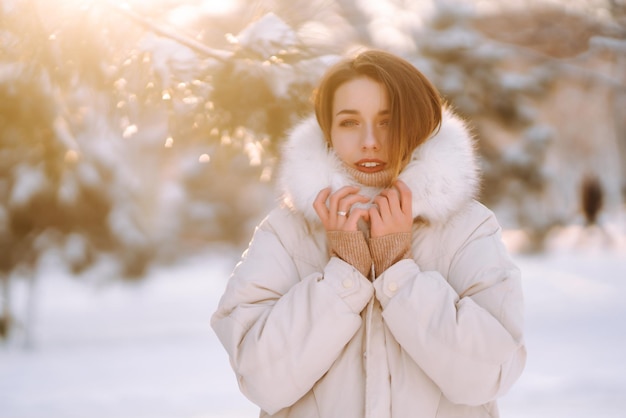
262, 204, 314, 238
434, 200, 505, 263
450, 200, 501, 236
259, 204, 327, 268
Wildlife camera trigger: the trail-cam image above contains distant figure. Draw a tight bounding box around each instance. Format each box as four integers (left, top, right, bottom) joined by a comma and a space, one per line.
581, 174, 604, 226
0, 316, 7, 339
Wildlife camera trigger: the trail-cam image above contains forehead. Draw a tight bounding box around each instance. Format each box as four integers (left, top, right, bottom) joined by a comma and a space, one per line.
332, 77, 389, 115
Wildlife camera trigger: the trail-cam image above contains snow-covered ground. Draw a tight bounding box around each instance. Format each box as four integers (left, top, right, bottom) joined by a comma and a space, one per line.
1, 225, 625, 418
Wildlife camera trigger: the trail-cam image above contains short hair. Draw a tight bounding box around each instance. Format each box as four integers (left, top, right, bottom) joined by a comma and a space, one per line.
313, 50, 442, 178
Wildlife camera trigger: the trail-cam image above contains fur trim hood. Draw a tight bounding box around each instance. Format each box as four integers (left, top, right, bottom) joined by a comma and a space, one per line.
277, 108, 480, 225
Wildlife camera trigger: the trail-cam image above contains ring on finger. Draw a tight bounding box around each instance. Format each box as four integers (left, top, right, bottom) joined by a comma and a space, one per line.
337, 210, 348, 216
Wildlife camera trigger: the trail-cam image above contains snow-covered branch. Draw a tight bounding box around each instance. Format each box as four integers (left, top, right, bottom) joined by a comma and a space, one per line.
104, 1, 233, 62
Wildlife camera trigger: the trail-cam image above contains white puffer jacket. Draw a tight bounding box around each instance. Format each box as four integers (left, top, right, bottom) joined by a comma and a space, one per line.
211, 109, 526, 418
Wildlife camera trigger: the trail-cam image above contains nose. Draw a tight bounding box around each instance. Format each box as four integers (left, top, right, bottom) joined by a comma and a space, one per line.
361, 125, 380, 150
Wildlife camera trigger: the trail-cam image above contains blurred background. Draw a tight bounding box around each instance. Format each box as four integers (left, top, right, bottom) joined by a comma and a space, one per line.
0, 0, 625, 417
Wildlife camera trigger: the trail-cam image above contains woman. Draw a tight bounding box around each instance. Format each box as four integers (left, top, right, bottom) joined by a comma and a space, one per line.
211, 50, 526, 418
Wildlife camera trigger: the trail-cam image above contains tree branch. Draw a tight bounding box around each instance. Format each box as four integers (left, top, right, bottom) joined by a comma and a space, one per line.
104, 1, 234, 62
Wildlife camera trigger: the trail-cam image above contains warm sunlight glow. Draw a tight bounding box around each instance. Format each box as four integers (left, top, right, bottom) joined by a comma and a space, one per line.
39, 0, 242, 30
122, 124, 138, 139
198, 0, 240, 16
64, 150, 80, 163
260, 166, 272, 182
245, 141, 263, 167
168, 0, 241, 26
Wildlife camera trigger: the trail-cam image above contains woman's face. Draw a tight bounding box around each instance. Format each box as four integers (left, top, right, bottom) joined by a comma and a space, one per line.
330, 76, 390, 174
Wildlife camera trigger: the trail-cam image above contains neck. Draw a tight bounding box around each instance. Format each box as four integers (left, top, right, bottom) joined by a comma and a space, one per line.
342, 163, 394, 188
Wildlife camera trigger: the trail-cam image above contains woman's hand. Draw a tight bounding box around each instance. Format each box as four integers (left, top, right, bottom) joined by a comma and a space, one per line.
369, 180, 413, 238
313, 186, 370, 232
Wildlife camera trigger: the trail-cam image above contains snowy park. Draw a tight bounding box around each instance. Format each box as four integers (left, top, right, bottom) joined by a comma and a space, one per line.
2, 0, 626, 417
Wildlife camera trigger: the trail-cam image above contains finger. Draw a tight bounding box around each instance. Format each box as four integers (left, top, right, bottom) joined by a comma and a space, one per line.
313, 187, 331, 224
373, 194, 391, 220
380, 187, 401, 215
344, 208, 369, 230
338, 193, 370, 214
369, 206, 383, 237
394, 180, 412, 215
328, 186, 361, 213
335, 194, 369, 230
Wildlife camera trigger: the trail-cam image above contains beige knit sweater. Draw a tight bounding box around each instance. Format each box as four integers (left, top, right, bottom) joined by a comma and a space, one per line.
327, 166, 412, 279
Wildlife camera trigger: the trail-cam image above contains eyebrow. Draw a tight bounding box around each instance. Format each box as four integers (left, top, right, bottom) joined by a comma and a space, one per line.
335, 109, 390, 116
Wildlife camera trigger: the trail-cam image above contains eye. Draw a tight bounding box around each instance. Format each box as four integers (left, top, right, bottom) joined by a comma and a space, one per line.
378, 119, 390, 127
339, 119, 358, 127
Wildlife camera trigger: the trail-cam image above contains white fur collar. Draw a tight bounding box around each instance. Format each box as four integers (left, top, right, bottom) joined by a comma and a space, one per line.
277, 108, 480, 225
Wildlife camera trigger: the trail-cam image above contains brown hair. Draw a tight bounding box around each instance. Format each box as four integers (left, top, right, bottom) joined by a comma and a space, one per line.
313, 50, 442, 178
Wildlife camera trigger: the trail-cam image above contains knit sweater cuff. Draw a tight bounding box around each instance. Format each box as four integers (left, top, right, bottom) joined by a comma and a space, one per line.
327, 231, 372, 278
370, 232, 412, 277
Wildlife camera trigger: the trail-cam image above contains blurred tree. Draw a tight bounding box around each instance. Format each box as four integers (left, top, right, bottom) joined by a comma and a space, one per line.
0, 0, 162, 340
0, 0, 162, 275
407, 2, 626, 251
405, 3, 562, 250
0, 0, 347, 341
118, 5, 344, 245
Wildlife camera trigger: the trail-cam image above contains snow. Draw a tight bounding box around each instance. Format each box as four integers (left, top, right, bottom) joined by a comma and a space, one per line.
9, 164, 49, 208
0, 246, 258, 418
235, 13, 298, 58
139, 34, 201, 88
1, 227, 626, 417
500, 250, 626, 418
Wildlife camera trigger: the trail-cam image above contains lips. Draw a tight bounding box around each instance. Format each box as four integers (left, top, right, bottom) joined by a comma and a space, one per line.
355, 159, 386, 173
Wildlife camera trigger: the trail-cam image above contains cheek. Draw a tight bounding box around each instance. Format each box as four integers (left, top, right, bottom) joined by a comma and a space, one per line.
378, 129, 391, 155
329, 129, 352, 159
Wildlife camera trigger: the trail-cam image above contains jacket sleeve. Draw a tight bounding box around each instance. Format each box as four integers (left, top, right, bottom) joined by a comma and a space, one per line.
211, 213, 374, 414
373, 210, 526, 406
